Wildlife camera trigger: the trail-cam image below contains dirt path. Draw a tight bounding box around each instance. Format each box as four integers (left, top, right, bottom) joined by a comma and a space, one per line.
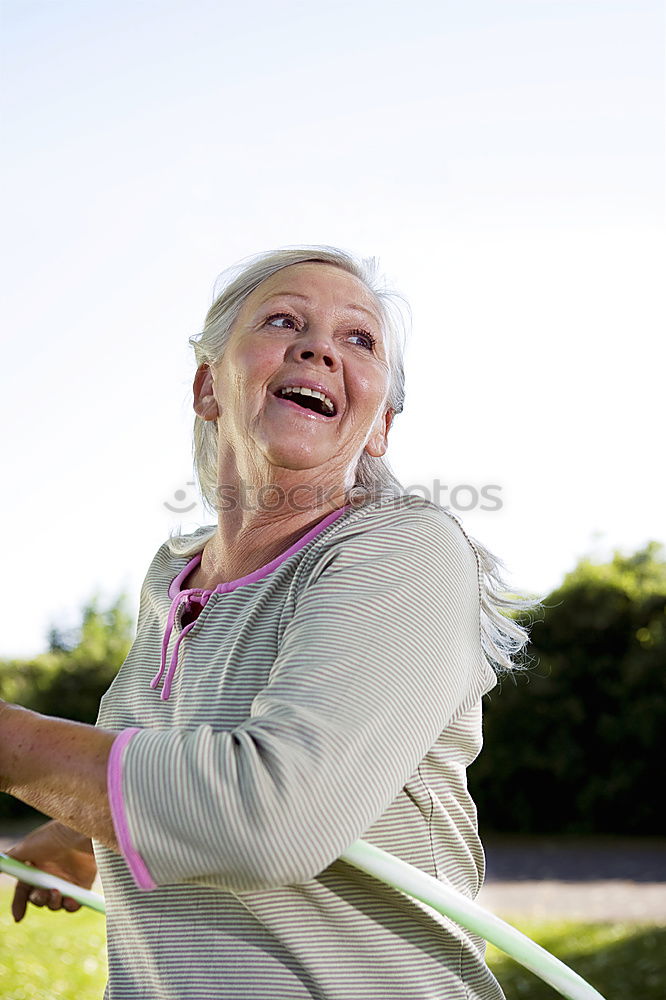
478, 833, 666, 922
476, 880, 665, 922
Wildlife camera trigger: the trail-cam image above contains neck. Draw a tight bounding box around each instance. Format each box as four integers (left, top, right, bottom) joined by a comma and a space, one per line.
200, 479, 350, 586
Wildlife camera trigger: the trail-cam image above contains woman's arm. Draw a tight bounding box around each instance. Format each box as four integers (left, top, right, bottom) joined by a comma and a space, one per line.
104, 503, 496, 894
0, 700, 120, 853
0, 504, 493, 893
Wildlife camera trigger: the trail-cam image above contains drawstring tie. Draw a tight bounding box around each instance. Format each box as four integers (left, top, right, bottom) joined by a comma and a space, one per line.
150, 589, 211, 701
150, 504, 353, 701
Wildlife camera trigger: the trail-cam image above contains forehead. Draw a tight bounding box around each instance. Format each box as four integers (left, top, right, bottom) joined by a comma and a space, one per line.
246, 262, 382, 325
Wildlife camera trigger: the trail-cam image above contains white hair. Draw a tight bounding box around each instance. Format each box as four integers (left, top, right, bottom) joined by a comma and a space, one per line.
168, 244, 542, 675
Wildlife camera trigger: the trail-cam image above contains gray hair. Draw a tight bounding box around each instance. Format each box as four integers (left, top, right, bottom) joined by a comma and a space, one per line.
168, 244, 542, 676
190, 244, 409, 516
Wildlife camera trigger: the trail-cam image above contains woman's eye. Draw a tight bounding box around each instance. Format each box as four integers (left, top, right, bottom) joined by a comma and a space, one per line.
348, 330, 376, 351
266, 313, 298, 329
265, 313, 376, 351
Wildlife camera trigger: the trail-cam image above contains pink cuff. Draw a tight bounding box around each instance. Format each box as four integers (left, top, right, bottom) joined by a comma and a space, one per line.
108, 728, 157, 891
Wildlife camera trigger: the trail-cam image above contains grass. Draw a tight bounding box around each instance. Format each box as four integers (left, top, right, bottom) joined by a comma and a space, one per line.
0, 884, 664, 999
485, 920, 665, 999
0, 885, 107, 999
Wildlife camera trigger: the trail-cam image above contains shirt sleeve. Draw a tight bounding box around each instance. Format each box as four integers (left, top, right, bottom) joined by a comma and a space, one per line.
111, 502, 497, 892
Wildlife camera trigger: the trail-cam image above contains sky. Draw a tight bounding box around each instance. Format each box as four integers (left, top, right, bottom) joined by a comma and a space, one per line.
1, 0, 664, 657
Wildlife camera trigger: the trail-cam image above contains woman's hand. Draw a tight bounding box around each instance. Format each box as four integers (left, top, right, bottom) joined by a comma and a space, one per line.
5, 819, 98, 922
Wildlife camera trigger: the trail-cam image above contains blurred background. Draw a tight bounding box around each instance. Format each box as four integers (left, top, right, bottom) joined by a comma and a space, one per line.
1, 2, 665, 995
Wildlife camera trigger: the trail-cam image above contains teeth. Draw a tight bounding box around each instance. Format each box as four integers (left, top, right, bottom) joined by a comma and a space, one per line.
279, 386, 335, 414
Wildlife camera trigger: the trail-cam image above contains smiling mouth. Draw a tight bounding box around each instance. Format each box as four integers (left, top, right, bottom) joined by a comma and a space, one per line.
272, 389, 337, 418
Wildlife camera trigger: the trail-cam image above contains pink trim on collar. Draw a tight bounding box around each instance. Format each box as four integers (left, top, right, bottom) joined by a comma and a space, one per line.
168, 504, 352, 599
151, 504, 353, 701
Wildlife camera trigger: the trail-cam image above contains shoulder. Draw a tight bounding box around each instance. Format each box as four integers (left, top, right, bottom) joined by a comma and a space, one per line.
140, 525, 216, 592
301, 493, 481, 585
162, 524, 217, 560
330, 492, 476, 556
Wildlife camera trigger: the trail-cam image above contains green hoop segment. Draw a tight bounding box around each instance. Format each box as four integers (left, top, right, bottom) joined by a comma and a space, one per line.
2, 843, 606, 1000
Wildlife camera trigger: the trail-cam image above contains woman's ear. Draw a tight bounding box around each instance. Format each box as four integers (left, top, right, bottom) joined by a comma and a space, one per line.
193, 363, 220, 421
363, 408, 394, 459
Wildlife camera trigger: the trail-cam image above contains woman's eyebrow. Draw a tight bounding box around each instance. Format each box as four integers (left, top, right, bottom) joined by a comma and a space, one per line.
260, 292, 381, 328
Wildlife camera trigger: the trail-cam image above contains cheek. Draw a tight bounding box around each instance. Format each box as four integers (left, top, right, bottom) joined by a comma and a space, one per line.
237, 340, 281, 382
355, 371, 390, 409
230, 345, 272, 392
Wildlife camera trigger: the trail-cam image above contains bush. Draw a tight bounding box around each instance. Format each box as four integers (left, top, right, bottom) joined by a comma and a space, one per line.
0, 593, 134, 820
470, 542, 666, 835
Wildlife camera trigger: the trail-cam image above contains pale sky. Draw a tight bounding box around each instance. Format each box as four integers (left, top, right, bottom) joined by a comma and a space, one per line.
1, 0, 664, 657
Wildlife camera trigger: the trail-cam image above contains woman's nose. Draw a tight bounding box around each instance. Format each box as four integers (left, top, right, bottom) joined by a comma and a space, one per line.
290, 327, 340, 369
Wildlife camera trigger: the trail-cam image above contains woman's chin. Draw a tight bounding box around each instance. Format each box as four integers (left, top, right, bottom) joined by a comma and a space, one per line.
262, 450, 333, 474
256, 434, 336, 471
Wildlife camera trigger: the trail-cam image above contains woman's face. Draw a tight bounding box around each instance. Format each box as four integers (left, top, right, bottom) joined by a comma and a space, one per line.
195, 262, 394, 489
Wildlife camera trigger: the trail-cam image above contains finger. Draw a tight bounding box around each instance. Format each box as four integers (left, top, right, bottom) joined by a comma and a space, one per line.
63, 896, 82, 912
12, 881, 31, 923
47, 890, 63, 911
28, 888, 49, 907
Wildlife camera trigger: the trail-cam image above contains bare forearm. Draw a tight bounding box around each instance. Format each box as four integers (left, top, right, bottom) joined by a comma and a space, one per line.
0, 701, 120, 853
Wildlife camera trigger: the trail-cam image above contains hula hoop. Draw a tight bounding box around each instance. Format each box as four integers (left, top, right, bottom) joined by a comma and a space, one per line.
2, 841, 606, 1000
1, 851, 106, 914
340, 840, 606, 1000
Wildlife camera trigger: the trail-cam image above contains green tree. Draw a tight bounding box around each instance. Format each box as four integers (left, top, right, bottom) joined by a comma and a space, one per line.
0, 592, 135, 819
469, 542, 666, 835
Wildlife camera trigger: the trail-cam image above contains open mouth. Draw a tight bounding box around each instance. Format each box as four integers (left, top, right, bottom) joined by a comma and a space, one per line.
272, 387, 337, 418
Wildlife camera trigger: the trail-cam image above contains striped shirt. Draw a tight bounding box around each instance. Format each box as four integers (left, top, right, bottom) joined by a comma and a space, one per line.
94, 493, 505, 999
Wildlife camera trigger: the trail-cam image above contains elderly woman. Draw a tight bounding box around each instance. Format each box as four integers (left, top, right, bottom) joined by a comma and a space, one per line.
3, 246, 532, 1000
